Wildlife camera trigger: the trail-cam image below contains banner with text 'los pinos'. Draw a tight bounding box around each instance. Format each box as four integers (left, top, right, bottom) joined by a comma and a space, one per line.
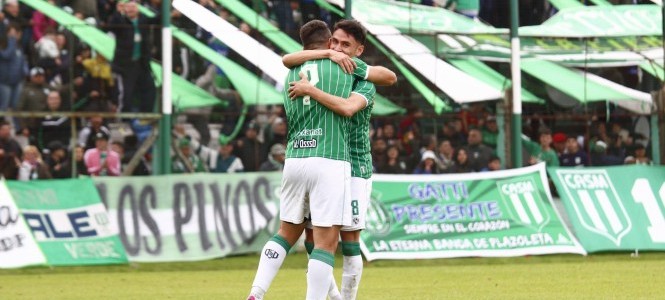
0, 181, 46, 268
361, 164, 586, 261
550, 166, 665, 253
93, 172, 281, 262
7, 179, 128, 266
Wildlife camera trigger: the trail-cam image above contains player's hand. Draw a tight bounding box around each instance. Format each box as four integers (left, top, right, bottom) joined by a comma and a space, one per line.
330, 51, 355, 74
288, 72, 312, 99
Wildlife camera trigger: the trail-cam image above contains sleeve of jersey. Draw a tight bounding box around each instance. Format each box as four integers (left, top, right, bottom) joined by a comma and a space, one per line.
351, 80, 376, 109
352, 57, 370, 80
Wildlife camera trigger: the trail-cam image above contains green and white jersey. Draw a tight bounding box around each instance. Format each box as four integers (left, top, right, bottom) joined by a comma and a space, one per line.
284, 58, 366, 161
349, 80, 376, 179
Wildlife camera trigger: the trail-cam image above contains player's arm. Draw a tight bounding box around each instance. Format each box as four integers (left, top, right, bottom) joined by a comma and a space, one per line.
282, 49, 356, 74
367, 65, 397, 86
288, 72, 367, 118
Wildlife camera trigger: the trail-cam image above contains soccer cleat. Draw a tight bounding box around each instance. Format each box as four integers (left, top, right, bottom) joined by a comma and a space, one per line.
246, 296, 256, 300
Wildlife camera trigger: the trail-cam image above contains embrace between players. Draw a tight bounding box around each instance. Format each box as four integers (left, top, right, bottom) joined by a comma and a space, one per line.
247, 19, 397, 300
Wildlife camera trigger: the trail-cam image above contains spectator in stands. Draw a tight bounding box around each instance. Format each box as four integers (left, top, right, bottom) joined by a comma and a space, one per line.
264, 117, 287, 150
0, 121, 21, 179
0, 23, 28, 116
120, 135, 150, 176
39, 90, 70, 150
437, 120, 466, 149
34, 28, 59, 67
31, 0, 56, 42
73, 144, 88, 176
110, 140, 125, 174
17, 67, 50, 131
172, 138, 206, 173
234, 123, 266, 172
398, 107, 423, 142
382, 123, 401, 149
450, 148, 473, 173
435, 139, 455, 173
459, 103, 486, 134
81, 52, 114, 111
377, 145, 408, 174
523, 129, 560, 167
44, 140, 70, 179
109, 0, 157, 113
591, 140, 624, 166
482, 116, 499, 151
84, 131, 120, 176
462, 128, 493, 171
372, 138, 389, 170
14, 126, 35, 149
633, 144, 651, 165
2, 0, 32, 52
211, 142, 244, 173
64, 0, 100, 22
259, 143, 286, 171
413, 150, 440, 174
560, 136, 589, 167
78, 116, 111, 150
17, 145, 51, 180
552, 132, 567, 158
481, 155, 501, 172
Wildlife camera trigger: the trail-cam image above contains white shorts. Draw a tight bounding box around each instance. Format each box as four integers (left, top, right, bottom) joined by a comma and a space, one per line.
280, 157, 351, 227
341, 177, 372, 231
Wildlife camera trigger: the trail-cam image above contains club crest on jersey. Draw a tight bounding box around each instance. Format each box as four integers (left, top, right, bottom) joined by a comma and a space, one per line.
293, 138, 317, 149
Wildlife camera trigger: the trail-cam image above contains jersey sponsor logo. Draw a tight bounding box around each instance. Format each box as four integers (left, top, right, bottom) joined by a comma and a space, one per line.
293, 139, 318, 149
295, 128, 323, 137
264, 248, 279, 259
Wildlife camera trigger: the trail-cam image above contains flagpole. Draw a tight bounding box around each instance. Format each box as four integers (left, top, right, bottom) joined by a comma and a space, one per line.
155, 0, 173, 174
510, 0, 522, 168
345, 0, 352, 19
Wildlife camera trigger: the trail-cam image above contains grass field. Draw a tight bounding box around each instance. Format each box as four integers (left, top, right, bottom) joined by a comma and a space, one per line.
2, 252, 664, 299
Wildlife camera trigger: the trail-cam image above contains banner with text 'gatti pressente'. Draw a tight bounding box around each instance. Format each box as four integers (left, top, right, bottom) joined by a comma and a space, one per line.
0, 181, 46, 268
549, 165, 665, 253
361, 164, 586, 261
7, 179, 128, 266
93, 172, 281, 262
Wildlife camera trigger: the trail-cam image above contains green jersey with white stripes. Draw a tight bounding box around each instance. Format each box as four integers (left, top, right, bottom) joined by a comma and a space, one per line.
284, 58, 368, 161
349, 79, 376, 179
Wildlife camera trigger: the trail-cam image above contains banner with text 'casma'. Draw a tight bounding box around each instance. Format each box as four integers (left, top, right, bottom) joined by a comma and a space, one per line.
549, 166, 665, 253
7, 179, 128, 266
361, 164, 586, 261
93, 173, 281, 262
0, 181, 46, 268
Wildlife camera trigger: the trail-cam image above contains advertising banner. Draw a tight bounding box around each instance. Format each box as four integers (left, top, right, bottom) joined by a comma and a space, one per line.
93, 172, 281, 262
7, 179, 128, 266
550, 166, 665, 252
0, 181, 46, 268
361, 164, 586, 261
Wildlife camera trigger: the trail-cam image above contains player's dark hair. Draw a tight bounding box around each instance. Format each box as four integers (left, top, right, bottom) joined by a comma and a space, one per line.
333, 19, 367, 46
300, 20, 331, 50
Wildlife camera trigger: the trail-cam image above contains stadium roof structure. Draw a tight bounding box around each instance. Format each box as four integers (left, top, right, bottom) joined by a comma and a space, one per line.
19, 0, 228, 111
323, 0, 658, 114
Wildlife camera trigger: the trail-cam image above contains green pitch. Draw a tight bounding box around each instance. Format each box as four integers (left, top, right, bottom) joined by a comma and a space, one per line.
1, 252, 664, 299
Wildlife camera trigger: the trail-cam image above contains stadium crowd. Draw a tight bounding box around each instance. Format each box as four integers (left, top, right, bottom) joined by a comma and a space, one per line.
0, 0, 657, 181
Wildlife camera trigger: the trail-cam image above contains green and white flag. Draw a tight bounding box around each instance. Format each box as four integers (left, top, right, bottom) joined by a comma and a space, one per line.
8, 179, 128, 266
362, 164, 586, 261
550, 166, 665, 252
94, 173, 281, 262
0, 181, 46, 268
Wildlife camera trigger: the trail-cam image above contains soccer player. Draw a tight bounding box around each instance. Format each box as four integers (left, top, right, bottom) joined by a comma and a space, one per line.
247, 20, 395, 300
248, 20, 361, 300
286, 19, 394, 300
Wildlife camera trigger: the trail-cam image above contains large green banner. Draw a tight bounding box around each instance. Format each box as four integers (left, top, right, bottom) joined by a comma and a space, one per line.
362, 164, 586, 260
93, 173, 281, 262
7, 179, 128, 266
549, 166, 665, 252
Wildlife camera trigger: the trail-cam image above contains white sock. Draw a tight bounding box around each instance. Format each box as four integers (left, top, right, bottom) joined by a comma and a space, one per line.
328, 275, 342, 300
306, 249, 335, 300
341, 255, 363, 300
249, 235, 291, 299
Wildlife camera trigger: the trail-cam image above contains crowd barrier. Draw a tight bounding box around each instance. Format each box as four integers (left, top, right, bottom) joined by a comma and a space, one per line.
2, 165, 664, 268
